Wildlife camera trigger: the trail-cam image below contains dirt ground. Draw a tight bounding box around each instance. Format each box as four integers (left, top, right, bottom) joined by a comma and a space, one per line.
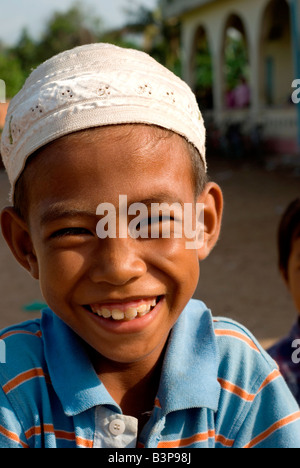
0, 154, 299, 349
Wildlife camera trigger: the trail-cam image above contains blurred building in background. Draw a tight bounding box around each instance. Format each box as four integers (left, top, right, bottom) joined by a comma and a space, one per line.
1, 0, 300, 160
162, 0, 300, 157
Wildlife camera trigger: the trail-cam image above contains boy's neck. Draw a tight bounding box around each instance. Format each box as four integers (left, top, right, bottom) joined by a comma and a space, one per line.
87, 342, 167, 422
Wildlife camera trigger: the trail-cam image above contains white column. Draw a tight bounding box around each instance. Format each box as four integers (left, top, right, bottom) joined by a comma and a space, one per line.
180, 22, 196, 88
211, 42, 224, 124
248, 36, 261, 124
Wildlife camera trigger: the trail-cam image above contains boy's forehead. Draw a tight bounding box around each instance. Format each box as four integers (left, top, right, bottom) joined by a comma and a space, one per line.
35, 124, 188, 165
31, 124, 192, 181
51, 123, 174, 149
0, 43, 206, 202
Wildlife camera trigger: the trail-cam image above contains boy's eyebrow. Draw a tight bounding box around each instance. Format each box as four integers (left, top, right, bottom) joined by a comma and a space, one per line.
138, 195, 185, 207
133, 189, 191, 207
39, 207, 97, 226
39, 193, 187, 226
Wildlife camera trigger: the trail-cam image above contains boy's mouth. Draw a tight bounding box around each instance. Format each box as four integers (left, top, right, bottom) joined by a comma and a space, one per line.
85, 296, 161, 321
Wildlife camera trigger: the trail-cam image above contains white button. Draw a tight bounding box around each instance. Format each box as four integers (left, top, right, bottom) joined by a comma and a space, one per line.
109, 419, 126, 436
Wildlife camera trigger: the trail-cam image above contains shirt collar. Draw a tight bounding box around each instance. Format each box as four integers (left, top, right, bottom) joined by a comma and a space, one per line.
157, 299, 221, 414
41, 299, 220, 417
41, 309, 118, 417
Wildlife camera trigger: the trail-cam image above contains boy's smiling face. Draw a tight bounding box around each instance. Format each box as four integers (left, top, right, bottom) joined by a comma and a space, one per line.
1, 125, 222, 368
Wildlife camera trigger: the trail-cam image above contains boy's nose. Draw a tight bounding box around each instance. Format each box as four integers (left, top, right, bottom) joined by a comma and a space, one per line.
89, 238, 147, 286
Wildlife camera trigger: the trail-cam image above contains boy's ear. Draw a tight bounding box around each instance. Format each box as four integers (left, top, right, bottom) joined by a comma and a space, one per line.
1, 207, 39, 279
197, 182, 223, 261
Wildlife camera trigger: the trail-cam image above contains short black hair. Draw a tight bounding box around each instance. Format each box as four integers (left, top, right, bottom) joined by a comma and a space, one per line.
13, 125, 208, 221
278, 198, 300, 280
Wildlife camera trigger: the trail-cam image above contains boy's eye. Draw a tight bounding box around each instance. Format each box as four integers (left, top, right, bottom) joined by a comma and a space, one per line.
148, 215, 172, 224
129, 214, 178, 239
50, 227, 92, 239
139, 215, 174, 228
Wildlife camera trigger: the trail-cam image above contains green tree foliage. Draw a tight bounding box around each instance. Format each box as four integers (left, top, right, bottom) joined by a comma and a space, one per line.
11, 29, 39, 79
35, 2, 102, 63
0, 2, 104, 98
192, 28, 248, 108
225, 32, 249, 90
122, 3, 182, 77
193, 32, 213, 109
0, 0, 248, 104
0, 44, 26, 98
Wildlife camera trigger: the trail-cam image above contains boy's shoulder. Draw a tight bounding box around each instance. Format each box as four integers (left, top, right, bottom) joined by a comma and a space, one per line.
188, 299, 270, 353
187, 299, 278, 378
0, 317, 46, 384
212, 313, 278, 377
212, 314, 268, 356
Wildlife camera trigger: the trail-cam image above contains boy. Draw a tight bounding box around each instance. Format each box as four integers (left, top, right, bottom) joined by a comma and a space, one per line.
0, 43, 299, 448
268, 199, 300, 405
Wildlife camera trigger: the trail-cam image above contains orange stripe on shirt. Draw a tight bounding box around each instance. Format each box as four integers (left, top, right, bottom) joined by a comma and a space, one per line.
215, 433, 235, 447
25, 425, 42, 439
154, 397, 161, 408
157, 430, 215, 448
0, 424, 29, 448
50, 426, 93, 447
76, 436, 93, 448
2, 368, 49, 394
0, 330, 42, 340
54, 429, 92, 447
25, 425, 93, 447
214, 329, 260, 353
244, 411, 300, 448
25, 424, 54, 440
218, 378, 256, 402
257, 369, 281, 393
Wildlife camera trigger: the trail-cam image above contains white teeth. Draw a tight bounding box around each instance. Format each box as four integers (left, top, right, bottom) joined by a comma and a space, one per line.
137, 304, 151, 316
125, 307, 138, 320
90, 298, 158, 321
101, 308, 112, 318
111, 309, 124, 320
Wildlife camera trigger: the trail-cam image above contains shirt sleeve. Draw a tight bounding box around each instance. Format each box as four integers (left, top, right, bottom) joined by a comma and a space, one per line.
233, 370, 300, 448
0, 386, 29, 448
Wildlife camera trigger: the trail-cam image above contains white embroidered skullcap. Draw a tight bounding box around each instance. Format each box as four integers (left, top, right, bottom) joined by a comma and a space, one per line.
0, 43, 206, 200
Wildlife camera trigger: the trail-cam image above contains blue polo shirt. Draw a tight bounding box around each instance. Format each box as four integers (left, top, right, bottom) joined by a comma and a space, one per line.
0, 299, 300, 448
